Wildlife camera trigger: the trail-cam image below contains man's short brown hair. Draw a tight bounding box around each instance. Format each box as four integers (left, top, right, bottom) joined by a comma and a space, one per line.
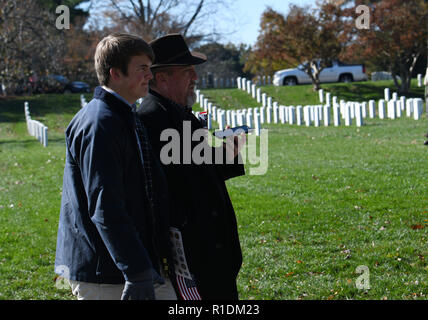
94, 33, 154, 86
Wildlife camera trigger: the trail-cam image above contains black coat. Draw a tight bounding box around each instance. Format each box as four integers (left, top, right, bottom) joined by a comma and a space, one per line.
138, 90, 245, 299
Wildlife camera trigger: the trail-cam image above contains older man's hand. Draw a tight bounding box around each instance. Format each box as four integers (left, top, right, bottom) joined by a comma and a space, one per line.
224, 126, 246, 162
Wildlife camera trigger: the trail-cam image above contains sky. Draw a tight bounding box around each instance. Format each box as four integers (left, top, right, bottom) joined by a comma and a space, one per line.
80, 0, 316, 47
219, 0, 315, 46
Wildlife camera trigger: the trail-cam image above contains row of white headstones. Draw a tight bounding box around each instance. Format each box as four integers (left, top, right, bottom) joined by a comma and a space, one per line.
194, 77, 425, 135
24, 102, 48, 147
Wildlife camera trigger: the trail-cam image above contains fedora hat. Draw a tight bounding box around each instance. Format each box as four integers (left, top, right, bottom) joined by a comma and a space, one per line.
149, 33, 207, 68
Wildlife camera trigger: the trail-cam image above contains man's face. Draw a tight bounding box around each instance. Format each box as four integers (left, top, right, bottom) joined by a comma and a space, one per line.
164, 65, 198, 107
119, 54, 153, 103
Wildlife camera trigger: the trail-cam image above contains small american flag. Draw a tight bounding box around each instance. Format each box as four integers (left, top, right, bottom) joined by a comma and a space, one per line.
176, 274, 201, 300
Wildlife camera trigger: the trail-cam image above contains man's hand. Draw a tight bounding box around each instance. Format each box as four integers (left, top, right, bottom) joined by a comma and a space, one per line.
121, 279, 155, 300
224, 126, 246, 162
121, 269, 164, 300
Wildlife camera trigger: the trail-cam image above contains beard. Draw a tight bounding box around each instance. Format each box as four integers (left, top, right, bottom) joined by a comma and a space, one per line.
186, 91, 196, 108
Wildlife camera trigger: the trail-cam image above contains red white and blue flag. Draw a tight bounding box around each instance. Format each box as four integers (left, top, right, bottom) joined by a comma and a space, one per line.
176, 274, 201, 300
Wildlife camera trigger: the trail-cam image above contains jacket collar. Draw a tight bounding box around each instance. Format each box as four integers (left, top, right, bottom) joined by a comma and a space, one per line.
93, 86, 135, 116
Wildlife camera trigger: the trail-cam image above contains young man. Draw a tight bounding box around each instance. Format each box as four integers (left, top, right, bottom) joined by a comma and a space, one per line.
138, 34, 246, 300
55, 33, 176, 300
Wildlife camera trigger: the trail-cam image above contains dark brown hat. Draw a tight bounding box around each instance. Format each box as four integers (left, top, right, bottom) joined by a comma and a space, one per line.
149, 33, 207, 68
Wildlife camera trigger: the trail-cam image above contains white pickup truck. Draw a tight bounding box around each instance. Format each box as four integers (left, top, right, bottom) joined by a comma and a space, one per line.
273, 60, 368, 86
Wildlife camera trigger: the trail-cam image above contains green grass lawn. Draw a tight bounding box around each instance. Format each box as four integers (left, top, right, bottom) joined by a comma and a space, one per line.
0, 82, 427, 300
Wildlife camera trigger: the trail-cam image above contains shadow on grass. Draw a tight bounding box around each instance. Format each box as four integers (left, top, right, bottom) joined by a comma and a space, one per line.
326, 82, 425, 102
0, 136, 65, 146
0, 94, 85, 123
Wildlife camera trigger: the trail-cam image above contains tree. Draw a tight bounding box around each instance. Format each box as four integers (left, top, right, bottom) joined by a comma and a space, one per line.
341, 0, 428, 94
193, 42, 252, 80
244, 8, 291, 78
246, 3, 345, 91
86, 0, 232, 44
38, 0, 90, 23
0, 0, 69, 95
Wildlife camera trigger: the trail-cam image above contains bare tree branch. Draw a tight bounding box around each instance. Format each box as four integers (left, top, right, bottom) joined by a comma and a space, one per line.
182, 0, 204, 36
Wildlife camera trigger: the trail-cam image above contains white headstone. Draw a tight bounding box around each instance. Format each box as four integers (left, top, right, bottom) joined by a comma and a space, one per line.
280, 106, 286, 124
323, 105, 330, 126
212, 106, 217, 121
417, 74, 422, 87
345, 105, 352, 126
260, 107, 265, 124
325, 92, 331, 106
267, 97, 272, 108
319, 89, 324, 103
396, 101, 402, 118
273, 103, 279, 124
262, 93, 267, 107
219, 111, 226, 131
266, 106, 272, 123
246, 111, 253, 128
207, 112, 212, 129
361, 102, 367, 118
242, 78, 247, 91
384, 88, 390, 101
378, 99, 386, 119
369, 100, 376, 118
387, 100, 396, 119
288, 107, 295, 125
231, 111, 237, 127
406, 98, 413, 117
237, 111, 245, 126
254, 111, 261, 136
355, 104, 363, 127
304, 106, 311, 126
400, 96, 406, 111
296, 106, 302, 126
333, 104, 340, 126
414, 98, 423, 120
314, 106, 320, 127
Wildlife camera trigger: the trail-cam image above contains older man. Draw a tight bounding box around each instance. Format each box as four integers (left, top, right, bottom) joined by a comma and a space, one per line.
138, 34, 245, 300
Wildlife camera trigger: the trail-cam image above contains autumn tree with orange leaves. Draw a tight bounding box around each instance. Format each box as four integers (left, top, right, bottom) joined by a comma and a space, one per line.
341, 0, 427, 94
246, 3, 346, 91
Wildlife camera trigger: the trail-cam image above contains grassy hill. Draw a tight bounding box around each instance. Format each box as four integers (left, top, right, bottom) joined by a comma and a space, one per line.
0, 81, 427, 300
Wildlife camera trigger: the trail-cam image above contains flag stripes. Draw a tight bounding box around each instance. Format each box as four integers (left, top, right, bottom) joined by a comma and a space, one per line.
176, 274, 201, 300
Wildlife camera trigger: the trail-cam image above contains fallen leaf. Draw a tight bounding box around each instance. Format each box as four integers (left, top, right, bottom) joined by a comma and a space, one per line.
297, 260, 303, 264
285, 272, 294, 277
411, 224, 424, 230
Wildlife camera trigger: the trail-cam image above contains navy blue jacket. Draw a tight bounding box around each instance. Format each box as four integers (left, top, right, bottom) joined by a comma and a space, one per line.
55, 87, 171, 284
